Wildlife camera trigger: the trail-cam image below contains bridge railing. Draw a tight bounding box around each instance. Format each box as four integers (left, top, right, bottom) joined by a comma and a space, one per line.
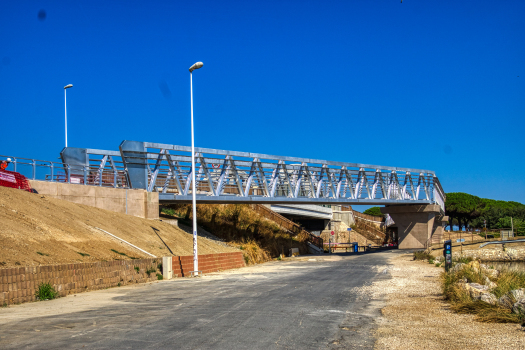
116, 141, 444, 205
0, 155, 130, 188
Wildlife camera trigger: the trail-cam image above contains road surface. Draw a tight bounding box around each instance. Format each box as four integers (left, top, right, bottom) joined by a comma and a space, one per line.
0, 251, 399, 349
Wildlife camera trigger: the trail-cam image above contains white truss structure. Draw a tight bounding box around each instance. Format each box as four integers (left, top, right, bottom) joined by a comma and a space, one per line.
114, 142, 446, 210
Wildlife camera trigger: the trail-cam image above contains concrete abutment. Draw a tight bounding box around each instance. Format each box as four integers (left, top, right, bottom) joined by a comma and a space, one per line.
380, 204, 447, 249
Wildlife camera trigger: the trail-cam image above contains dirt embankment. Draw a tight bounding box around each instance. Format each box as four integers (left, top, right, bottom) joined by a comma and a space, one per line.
0, 186, 238, 268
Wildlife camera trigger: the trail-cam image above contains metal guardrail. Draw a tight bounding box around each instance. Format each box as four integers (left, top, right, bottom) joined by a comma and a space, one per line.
479, 239, 525, 248
0, 155, 130, 189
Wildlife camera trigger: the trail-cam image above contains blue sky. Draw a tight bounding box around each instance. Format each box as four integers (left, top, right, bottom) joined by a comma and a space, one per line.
1, 0, 524, 207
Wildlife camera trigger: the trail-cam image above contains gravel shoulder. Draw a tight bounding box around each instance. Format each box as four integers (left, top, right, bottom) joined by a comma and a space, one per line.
372, 254, 524, 350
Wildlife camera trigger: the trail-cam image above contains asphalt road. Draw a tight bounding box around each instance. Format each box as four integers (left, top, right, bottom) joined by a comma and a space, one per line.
0, 251, 399, 350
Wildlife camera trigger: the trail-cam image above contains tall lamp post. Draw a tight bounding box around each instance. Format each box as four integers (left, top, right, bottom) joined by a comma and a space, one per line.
64, 84, 73, 147
189, 61, 203, 276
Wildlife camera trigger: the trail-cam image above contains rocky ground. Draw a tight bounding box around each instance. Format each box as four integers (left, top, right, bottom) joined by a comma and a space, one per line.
371, 254, 524, 350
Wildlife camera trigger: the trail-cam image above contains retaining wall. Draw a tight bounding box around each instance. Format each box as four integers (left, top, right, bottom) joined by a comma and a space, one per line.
172, 252, 246, 277
0, 252, 245, 306
28, 180, 159, 219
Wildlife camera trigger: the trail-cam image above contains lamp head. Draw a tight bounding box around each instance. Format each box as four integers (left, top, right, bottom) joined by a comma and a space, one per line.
189, 62, 203, 73
64, 84, 73, 89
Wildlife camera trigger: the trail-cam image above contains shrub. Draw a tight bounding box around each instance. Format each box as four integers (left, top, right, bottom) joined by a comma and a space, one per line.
146, 267, 157, 277
35, 282, 58, 301
453, 256, 474, 264
413, 250, 432, 261
161, 208, 176, 216
491, 270, 525, 299
134, 266, 140, 273
441, 266, 525, 323
156, 273, 163, 280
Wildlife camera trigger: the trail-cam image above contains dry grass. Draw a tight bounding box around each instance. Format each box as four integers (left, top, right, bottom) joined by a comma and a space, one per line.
441, 265, 525, 323
165, 204, 308, 265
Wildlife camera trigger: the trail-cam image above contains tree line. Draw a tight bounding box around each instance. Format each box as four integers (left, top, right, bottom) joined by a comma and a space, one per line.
445, 192, 525, 233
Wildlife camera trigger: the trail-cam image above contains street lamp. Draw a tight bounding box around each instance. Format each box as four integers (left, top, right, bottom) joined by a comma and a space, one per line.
189, 61, 203, 276
64, 84, 73, 147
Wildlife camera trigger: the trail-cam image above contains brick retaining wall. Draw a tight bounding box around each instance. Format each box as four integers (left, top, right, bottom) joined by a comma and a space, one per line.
172, 252, 245, 277
0, 252, 245, 306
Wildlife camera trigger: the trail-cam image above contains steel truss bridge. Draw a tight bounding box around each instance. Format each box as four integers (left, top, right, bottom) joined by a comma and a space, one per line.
55, 140, 445, 210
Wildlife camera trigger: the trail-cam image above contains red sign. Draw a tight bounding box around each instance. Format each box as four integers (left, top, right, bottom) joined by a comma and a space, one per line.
331, 231, 334, 235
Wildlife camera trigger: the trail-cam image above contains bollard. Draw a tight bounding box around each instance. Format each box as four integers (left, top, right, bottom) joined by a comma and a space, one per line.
162, 256, 173, 280
443, 240, 452, 272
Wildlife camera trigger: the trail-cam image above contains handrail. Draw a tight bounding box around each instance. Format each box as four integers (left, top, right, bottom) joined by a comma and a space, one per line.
353, 219, 386, 245
0, 154, 129, 188
479, 239, 525, 248
250, 204, 324, 249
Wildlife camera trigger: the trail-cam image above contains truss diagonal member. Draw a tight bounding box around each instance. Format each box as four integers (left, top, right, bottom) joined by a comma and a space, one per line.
164, 153, 183, 194
95, 155, 108, 185
255, 159, 270, 197
228, 157, 243, 196
304, 165, 316, 198
215, 156, 232, 196
344, 168, 355, 199
183, 164, 193, 196
198, 153, 215, 196
280, 163, 294, 197
269, 162, 282, 197
423, 173, 431, 200
148, 149, 166, 192
243, 159, 257, 197
162, 168, 172, 193
416, 173, 425, 200
315, 167, 324, 198
293, 163, 306, 198
372, 169, 380, 200
323, 165, 337, 198
402, 171, 413, 200
335, 167, 346, 199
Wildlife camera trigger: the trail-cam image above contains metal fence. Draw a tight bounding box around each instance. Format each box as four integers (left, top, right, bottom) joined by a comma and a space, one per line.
0, 155, 129, 188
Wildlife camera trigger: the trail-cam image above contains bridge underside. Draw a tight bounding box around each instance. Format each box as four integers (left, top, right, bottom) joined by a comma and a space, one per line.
158, 194, 436, 206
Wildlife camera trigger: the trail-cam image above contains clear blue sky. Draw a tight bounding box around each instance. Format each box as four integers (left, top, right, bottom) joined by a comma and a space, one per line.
1, 0, 524, 207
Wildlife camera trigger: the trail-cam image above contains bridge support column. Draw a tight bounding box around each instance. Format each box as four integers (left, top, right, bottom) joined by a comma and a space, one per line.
380, 205, 445, 249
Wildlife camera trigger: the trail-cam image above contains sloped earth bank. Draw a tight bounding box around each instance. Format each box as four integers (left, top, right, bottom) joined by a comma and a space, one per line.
0, 186, 238, 268
371, 254, 524, 350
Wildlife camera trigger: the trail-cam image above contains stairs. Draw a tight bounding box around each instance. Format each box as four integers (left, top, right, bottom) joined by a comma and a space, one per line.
250, 204, 324, 250
354, 218, 386, 245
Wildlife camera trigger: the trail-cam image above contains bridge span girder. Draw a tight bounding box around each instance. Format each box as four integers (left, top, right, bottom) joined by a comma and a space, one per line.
61, 140, 446, 210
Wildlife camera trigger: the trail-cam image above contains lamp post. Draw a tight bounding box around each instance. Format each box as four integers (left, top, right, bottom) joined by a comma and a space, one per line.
64, 84, 73, 147
189, 61, 203, 276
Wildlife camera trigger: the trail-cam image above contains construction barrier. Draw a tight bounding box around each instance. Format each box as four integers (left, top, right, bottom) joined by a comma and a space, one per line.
0, 169, 32, 192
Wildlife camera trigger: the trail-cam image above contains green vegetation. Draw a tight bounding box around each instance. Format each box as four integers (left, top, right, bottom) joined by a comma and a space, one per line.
156, 273, 163, 280
161, 207, 176, 216
445, 192, 525, 234
363, 207, 383, 217
134, 266, 140, 273
36, 252, 49, 256
77, 252, 90, 257
35, 282, 59, 301
145, 267, 157, 277
111, 249, 137, 259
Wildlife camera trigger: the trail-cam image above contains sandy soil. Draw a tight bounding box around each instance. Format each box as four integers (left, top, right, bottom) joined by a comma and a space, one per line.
371, 254, 524, 349
0, 186, 238, 268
